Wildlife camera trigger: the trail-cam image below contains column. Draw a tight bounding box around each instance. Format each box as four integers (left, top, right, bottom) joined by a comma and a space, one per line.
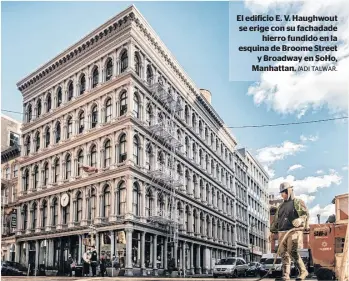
179, 242, 183, 271
190, 243, 194, 275
182, 242, 186, 275
153, 234, 158, 275
25, 242, 29, 267
125, 228, 133, 276
111, 231, 115, 258
141, 232, 146, 276
125, 176, 133, 219
35, 240, 39, 275
196, 245, 201, 274
164, 238, 168, 271
209, 248, 213, 274
78, 235, 82, 264
202, 246, 209, 274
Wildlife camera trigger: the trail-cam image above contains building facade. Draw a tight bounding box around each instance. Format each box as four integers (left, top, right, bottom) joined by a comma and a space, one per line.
14, 5, 266, 276
1, 115, 21, 261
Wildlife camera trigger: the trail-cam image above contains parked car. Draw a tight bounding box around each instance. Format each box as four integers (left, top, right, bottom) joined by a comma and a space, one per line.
259, 258, 282, 278
271, 261, 298, 278
1, 261, 27, 276
246, 262, 261, 277
213, 257, 248, 278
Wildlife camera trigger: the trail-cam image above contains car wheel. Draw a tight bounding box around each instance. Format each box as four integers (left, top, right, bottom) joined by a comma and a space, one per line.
233, 270, 238, 278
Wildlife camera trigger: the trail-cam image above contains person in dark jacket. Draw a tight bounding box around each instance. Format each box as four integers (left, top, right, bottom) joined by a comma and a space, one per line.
90, 246, 98, 277
99, 254, 106, 277
67, 254, 74, 276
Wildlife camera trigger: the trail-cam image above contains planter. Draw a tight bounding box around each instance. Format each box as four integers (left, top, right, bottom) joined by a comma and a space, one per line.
45, 269, 58, 276
106, 267, 120, 277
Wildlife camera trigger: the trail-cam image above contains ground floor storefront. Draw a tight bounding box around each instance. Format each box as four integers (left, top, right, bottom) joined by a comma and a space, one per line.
15, 223, 237, 276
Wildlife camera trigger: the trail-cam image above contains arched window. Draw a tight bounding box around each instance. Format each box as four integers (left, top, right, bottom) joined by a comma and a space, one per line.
13, 164, 18, 178
120, 51, 128, 73
185, 106, 189, 124
65, 154, 71, 179
146, 104, 153, 126
57, 88, 62, 107
102, 185, 110, 218
23, 169, 29, 191
157, 194, 165, 215
146, 65, 153, 84
55, 122, 61, 143
117, 181, 126, 215
104, 140, 111, 167
192, 114, 196, 131
199, 121, 203, 137
67, 117, 73, 139
92, 67, 99, 88
133, 136, 140, 165
62, 204, 69, 225
134, 53, 141, 76
76, 192, 83, 221
145, 189, 153, 217
106, 59, 113, 81
185, 206, 190, 231
37, 99, 42, 117
205, 128, 208, 141
145, 144, 153, 171
22, 205, 28, 230
77, 150, 84, 176
46, 94, 52, 112
68, 82, 74, 101
132, 182, 140, 216
42, 200, 47, 228
133, 93, 140, 118
45, 127, 50, 147
33, 166, 39, 189
119, 134, 127, 163
31, 203, 37, 229
199, 149, 202, 166
52, 198, 58, 226
120, 91, 127, 116
44, 163, 49, 186
53, 158, 60, 183
35, 132, 40, 152
185, 137, 190, 157
105, 98, 112, 122
90, 145, 97, 167
192, 143, 197, 162
27, 104, 32, 122
89, 188, 97, 220
91, 105, 98, 128
25, 136, 31, 155
78, 112, 85, 134
80, 75, 86, 95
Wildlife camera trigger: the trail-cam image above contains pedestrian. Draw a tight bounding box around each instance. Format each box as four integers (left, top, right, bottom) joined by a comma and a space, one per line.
83, 248, 91, 277
99, 254, 106, 277
67, 254, 74, 277
270, 182, 309, 281
90, 246, 98, 277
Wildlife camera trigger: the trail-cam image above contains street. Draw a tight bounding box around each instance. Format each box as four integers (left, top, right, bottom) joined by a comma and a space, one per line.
1, 277, 276, 281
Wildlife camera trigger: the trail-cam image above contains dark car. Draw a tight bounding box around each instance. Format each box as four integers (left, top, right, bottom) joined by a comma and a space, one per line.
259, 258, 282, 278
246, 262, 261, 277
1, 261, 27, 276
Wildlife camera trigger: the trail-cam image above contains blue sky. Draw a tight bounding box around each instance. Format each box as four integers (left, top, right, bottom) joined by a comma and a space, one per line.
2, 1, 348, 223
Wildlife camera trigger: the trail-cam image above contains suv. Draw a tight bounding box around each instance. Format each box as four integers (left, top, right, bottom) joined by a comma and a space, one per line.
213, 257, 248, 278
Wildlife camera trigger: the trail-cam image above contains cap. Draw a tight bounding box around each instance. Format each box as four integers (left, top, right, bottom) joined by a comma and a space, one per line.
279, 182, 293, 193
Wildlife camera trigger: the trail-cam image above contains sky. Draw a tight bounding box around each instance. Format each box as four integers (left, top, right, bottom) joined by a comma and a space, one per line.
1, 1, 348, 224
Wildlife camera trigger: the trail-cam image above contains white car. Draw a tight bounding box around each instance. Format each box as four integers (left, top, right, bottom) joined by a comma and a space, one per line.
213, 257, 248, 278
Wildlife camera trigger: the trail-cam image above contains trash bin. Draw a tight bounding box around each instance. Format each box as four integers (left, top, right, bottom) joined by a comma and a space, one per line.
74, 266, 83, 277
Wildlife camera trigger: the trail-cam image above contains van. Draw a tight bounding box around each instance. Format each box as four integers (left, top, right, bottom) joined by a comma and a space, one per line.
260, 253, 276, 264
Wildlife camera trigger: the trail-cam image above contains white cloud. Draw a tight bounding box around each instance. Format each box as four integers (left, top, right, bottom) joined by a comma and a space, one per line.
300, 135, 319, 143
309, 204, 336, 224
245, 0, 349, 118
256, 141, 305, 165
342, 166, 348, 171
263, 165, 275, 178
316, 170, 324, 174
268, 170, 342, 195
298, 194, 316, 205
288, 164, 303, 173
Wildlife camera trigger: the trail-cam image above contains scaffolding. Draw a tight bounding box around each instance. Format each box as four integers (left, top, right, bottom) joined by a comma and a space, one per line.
142, 77, 184, 259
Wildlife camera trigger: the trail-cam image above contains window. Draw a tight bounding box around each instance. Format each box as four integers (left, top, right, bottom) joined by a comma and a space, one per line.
62, 205, 69, 225
45, 127, 50, 147
77, 150, 84, 176
5, 167, 10, 179
27, 105, 32, 122
105, 99, 112, 122
132, 183, 140, 216
133, 93, 140, 118
52, 199, 58, 226
133, 136, 140, 165
80, 75, 86, 95
35, 132, 40, 152
91, 105, 98, 128
92, 67, 99, 88
119, 134, 127, 163
120, 91, 127, 116
46, 94, 52, 112
199, 121, 203, 137
42, 201, 47, 228
13, 165, 18, 178
67, 117, 73, 139
65, 154, 71, 179
53, 158, 60, 183
146, 105, 153, 126
104, 140, 111, 167
103, 186, 110, 217
145, 144, 153, 171
185, 137, 190, 157
23, 169, 29, 191
106, 59, 113, 81
55, 122, 61, 143
33, 166, 39, 189
185, 106, 189, 124
9, 132, 19, 147
145, 189, 152, 217
89, 189, 97, 220
32, 203, 37, 229
57, 88, 62, 107
78, 112, 85, 133
22, 205, 28, 230
117, 181, 126, 215
135, 53, 141, 76
120, 51, 128, 73
37, 99, 42, 117
76, 192, 83, 221
90, 145, 97, 167
146, 65, 153, 84
43, 163, 49, 186
68, 82, 73, 101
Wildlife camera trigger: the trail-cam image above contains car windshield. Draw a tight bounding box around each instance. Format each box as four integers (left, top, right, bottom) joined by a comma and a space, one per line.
217, 258, 236, 265
264, 258, 281, 264
260, 258, 266, 264
249, 262, 257, 266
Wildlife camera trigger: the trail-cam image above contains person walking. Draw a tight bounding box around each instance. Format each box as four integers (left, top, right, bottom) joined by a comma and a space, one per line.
99, 254, 106, 277
82, 248, 91, 277
90, 246, 98, 277
270, 182, 309, 281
